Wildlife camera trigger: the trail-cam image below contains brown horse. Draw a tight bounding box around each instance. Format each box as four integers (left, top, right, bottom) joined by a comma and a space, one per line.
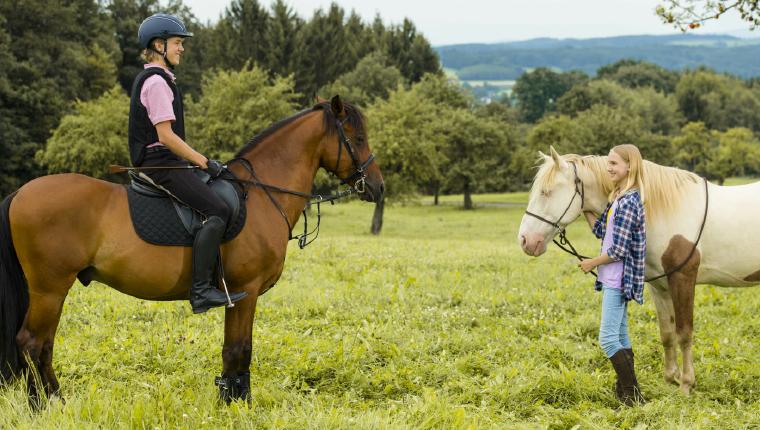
0, 96, 383, 405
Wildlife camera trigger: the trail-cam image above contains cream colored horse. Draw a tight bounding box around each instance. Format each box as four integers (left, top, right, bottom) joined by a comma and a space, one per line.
518, 147, 759, 395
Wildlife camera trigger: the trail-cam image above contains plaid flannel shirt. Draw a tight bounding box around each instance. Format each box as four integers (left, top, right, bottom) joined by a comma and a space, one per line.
592, 189, 646, 304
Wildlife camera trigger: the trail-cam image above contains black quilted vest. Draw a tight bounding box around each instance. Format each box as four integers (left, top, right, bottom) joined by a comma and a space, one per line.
128, 67, 185, 166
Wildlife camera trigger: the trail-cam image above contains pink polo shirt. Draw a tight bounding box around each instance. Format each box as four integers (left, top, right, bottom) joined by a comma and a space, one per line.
140, 64, 176, 148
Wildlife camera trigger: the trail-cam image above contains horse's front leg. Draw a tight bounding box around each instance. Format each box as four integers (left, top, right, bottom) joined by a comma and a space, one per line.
649, 283, 680, 385
216, 289, 259, 404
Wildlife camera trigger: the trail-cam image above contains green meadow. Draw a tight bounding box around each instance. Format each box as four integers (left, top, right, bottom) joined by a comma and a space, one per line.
1, 193, 759, 429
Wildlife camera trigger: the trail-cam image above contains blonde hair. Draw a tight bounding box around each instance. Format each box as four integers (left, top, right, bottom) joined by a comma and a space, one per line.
141, 39, 164, 63
609, 144, 645, 203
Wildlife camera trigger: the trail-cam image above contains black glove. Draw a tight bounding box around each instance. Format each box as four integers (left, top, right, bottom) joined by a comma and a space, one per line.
205, 159, 224, 178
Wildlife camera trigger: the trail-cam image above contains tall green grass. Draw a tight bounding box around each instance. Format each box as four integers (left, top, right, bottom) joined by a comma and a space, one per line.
1, 195, 758, 429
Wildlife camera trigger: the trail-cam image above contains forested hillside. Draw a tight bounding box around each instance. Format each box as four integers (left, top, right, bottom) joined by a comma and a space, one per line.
437, 34, 760, 79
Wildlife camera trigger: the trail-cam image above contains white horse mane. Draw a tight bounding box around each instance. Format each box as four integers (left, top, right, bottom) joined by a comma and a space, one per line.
533, 154, 701, 219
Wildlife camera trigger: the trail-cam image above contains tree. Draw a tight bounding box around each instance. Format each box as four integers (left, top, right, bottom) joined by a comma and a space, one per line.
265, 0, 302, 77
36, 86, 130, 181
185, 63, 300, 161
440, 110, 509, 209
0, 0, 119, 194
558, 80, 682, 135
291, 4, 355, 100
676, 70, 760, 132
513, 68, 588, 123
379, 18, 440, 83
597, 59, 680, 94
205, 0, 270, 72
671, 122, 713, 176
656, 0, 760, 31
319, 52, 403, 108
706, 127, 760, 183
365, 82, 449, 233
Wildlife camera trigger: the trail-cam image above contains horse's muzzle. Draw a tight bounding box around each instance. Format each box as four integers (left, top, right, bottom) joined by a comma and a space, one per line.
359, 179, 384, 203
519, 232, 547, 256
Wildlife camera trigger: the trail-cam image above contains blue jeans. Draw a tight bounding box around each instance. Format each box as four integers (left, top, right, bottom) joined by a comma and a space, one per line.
599, 286, 632, 358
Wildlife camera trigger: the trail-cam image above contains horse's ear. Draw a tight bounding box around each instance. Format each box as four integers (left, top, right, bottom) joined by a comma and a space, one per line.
549, 146, 566, 167
538, 150, 548, 159
330, 95, 345, 117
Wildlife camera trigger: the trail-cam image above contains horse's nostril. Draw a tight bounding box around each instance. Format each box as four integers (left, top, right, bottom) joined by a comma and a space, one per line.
520, 235, 526, 247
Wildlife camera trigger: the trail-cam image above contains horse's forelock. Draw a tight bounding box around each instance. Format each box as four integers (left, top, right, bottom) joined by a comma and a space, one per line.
315, 101, 366, 143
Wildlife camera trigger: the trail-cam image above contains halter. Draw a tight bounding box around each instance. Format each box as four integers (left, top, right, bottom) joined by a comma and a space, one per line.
523, 161, 596, 275
227, 116, 375, 248
524, 161, 585, 232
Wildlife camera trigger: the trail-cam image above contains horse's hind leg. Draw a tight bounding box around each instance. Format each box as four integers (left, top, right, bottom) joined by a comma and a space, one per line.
650, 284, 680, 385
668, 273, 697, 394
662, 235, 700, 395
15, 276, 73, 406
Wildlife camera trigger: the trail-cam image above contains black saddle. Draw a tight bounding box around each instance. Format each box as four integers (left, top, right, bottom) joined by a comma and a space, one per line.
126, 170, 247, 246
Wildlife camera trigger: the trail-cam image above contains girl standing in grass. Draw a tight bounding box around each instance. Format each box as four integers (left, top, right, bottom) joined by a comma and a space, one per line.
579, 144, 647, 406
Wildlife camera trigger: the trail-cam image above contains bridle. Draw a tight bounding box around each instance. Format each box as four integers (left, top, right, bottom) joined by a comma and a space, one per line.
523, 162, 595, 273
524, 161, 585, 233
334, 117, 375, 194
226, 116, 375, 248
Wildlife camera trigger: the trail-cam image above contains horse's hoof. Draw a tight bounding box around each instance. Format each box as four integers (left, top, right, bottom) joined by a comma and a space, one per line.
215, 372, 251, 405
664, 369, 680, 385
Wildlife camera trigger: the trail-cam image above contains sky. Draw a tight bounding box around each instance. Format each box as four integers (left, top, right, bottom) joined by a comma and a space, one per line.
182, 0, 756, 46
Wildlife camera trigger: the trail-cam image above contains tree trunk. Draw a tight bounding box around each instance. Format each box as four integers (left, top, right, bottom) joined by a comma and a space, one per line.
371, 197, 385, 235
434, 187, 439, 206
463, 178, 473, 210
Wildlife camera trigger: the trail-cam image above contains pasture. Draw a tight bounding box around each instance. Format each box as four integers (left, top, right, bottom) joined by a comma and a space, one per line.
1, 193, 759, 429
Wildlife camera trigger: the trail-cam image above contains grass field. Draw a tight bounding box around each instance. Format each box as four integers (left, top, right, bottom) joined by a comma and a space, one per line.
1, 193, 759, 429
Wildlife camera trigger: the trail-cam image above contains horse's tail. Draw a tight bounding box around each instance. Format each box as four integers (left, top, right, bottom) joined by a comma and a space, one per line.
0, 192, 29, 384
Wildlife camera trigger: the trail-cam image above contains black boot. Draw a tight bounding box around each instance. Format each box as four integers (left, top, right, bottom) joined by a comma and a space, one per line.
190, 216, 247, 314
609, 349, 646, 406
615, 348, 635, 400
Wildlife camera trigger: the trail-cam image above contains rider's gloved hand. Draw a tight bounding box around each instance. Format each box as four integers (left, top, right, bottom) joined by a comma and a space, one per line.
205, 159, 224, 178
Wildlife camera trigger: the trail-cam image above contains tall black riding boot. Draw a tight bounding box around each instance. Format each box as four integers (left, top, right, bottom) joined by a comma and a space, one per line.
615, 348, 635, 399
190, 216, 247, 314
609, 349, 646, 406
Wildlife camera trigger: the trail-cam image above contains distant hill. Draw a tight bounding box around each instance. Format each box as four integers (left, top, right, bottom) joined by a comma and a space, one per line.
436, 34, 760, 80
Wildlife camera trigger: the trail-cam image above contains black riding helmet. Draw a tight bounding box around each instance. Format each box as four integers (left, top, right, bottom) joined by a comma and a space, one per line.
138, 13, 193, 67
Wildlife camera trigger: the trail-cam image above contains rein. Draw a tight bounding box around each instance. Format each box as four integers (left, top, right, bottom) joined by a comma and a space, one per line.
225, 118, 374, 249
525, 162, 710, 282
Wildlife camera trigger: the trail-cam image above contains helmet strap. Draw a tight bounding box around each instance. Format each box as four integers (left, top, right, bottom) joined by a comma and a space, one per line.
148, 38, 174, 69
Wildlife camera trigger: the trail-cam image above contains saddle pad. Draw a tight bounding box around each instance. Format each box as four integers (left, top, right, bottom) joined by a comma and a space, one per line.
127, 187, 247, 246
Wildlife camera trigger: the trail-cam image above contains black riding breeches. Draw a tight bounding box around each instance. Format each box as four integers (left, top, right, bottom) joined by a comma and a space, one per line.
140, 149, 231, 222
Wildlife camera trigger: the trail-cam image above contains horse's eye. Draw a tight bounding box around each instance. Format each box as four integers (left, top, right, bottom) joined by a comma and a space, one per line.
541, 190, 550, 197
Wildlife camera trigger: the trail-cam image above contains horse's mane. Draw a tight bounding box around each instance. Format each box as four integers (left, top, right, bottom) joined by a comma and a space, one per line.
234, 101, 366, 158
535, 154, 701, 220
